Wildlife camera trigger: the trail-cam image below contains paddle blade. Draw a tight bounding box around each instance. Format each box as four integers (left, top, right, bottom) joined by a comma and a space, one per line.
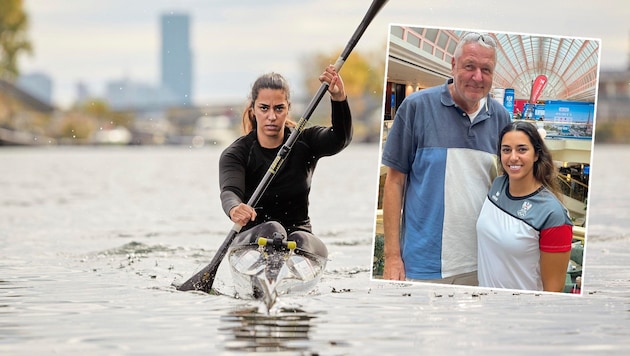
177, 229, 239, 293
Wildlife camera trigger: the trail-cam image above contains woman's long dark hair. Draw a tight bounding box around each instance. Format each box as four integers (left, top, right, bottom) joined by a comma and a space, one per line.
241, 72, 296, 133
498, 121, 562, 200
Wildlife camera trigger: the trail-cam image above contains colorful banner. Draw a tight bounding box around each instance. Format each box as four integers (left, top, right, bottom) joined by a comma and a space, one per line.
515, 100, 595, 138
503, 88, 514, 114
529, 75, 548, 104
543, 100, 594, 124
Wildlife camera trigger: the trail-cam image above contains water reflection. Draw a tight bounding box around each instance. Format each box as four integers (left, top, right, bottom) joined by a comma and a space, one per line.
219, 306, 315, 353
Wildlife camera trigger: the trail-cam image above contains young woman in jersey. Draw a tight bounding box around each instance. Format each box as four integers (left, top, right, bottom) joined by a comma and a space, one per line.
476, 120, 573, 292
219, 65, 351, 261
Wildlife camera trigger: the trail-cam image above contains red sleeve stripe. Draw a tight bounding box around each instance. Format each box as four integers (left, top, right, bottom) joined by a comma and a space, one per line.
540, 224, 573, 252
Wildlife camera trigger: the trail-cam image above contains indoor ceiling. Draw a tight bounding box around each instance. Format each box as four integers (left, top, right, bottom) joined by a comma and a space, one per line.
386, 26, 600, 103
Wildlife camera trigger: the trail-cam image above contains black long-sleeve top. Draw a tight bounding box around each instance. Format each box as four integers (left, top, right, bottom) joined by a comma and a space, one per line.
219, 99, 352, 233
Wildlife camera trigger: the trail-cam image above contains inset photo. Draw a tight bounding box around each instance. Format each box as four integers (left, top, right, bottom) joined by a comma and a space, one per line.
371, 25, 600, 295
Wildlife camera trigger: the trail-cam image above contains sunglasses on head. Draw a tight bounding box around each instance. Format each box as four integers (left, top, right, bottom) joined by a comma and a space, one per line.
462, 32, 497, 47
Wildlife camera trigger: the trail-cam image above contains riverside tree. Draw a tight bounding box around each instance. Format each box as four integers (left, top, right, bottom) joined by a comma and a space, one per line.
0, 0, 32, 82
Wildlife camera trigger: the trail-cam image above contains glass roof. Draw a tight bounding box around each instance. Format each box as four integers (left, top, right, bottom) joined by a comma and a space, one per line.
389, 27, 600, 103
490, 32, 600, 102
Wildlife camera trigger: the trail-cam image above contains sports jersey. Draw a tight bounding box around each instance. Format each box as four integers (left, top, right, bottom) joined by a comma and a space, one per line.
476, 175, 573, 291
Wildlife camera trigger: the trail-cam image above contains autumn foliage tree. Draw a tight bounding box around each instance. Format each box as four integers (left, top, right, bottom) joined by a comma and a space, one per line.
300, 46, 386, 142
0, 0, 32, 82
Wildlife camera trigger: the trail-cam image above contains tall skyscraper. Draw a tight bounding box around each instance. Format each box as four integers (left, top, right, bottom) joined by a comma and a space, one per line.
160, 13, 192, 106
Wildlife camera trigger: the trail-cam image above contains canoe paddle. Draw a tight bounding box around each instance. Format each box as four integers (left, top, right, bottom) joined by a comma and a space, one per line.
177, 0, 389, 293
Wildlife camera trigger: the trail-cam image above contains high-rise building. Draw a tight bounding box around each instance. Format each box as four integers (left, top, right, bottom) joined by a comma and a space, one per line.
160, 13, 192, 107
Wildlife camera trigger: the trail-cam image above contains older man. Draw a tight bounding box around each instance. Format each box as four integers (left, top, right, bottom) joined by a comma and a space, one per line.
381, 32, 511, 285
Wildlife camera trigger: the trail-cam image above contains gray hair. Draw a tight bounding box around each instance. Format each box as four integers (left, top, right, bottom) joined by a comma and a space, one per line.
454, 32, 497, 61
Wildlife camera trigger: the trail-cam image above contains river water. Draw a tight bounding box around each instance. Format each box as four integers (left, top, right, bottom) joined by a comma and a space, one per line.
1, 143, 629, 355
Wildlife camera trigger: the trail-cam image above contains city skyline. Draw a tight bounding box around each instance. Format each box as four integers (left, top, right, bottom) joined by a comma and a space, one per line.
19, 0, 630, 109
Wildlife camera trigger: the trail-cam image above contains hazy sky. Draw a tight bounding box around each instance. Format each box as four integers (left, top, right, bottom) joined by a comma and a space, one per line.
20, 0, 630, 108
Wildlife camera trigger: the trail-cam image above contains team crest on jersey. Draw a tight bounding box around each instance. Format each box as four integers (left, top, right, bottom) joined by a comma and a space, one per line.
517, 201, 532, 217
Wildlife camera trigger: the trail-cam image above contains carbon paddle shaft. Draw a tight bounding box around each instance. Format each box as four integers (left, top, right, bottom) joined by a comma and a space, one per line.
177, 0, 389, 293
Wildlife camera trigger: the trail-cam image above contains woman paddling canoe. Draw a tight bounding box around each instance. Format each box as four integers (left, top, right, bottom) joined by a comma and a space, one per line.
219, 65, 352, 300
